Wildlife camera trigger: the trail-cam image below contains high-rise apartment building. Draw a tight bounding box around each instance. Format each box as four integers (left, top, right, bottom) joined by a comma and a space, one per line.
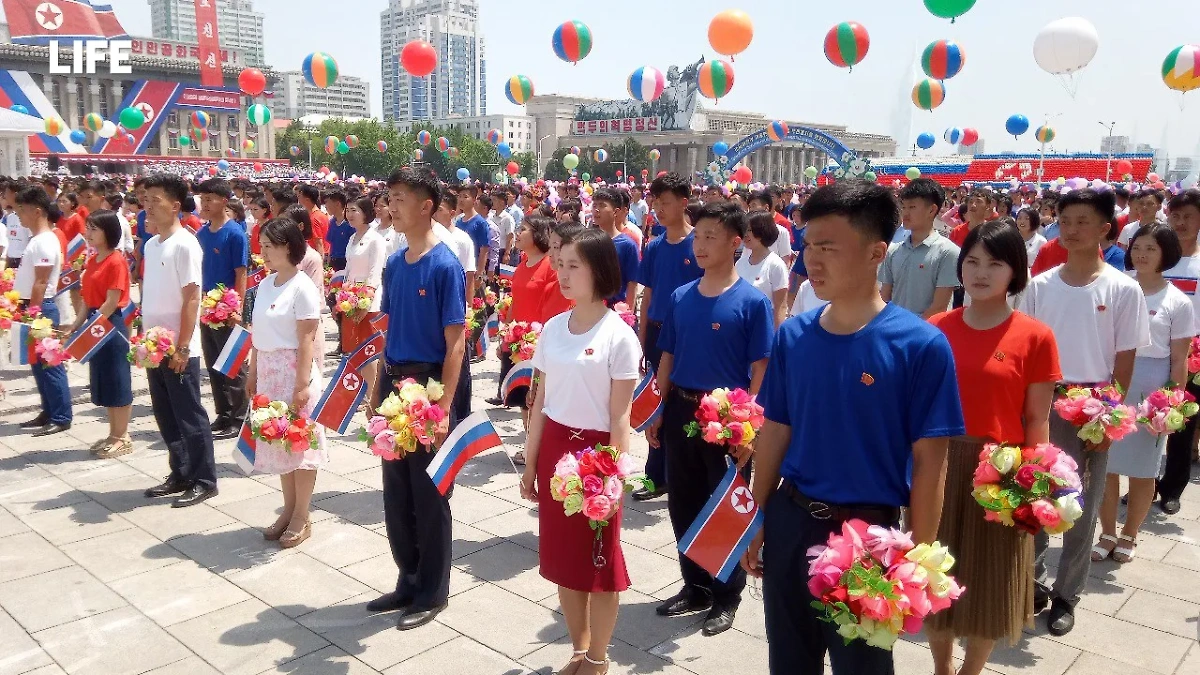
147, 0, 265, 67
380, 0, 486, 122
269, 71, 371, 121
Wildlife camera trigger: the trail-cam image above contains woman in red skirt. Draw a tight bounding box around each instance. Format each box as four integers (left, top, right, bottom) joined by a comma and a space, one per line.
521, 228, 642, 675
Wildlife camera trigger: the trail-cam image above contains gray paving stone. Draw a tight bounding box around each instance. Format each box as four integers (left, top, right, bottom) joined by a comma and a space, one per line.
226, 553, 372, 618
1161, 540, 1200, 573
1176, 643, 1200, 675
521, 635, 691, 675
60, 523, 191, 582
203, 474, 278, 507
121, 501, 237, 541
265, 645, 381, 675
382, 636, 526, 675
167, 522, 300, 575
211, 492, 336, 528
298, 519, 390, 570
0, 508, 29, 539
454, 540, 556, 603
165, 599, 329, 675
339, 555, 399, 595
1064, 652, 1164, 675
0, 607, 54, 675
1113, 589, 1200, 640
449, 485, 521, 525
0, 566, 127, 632
17, 498, 133, 545
110, 560, 253, 626
296, 594, 458, 671
0, 532, 74, 583
340, 467, 384, 491
312, 490, 384, 528
0, 476, 90, 517
1039, 607, 1192, 674
606, 589, 702, 651
143, 656, 222, 675
32, 606, 192, 675
649, 614, 769, 674
436, 583, 568, 660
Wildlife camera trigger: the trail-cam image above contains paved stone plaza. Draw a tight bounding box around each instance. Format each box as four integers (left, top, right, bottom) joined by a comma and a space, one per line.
1, 318, 1198, 675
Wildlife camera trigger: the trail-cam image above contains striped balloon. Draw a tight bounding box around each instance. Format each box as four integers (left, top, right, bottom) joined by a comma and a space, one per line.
766, 120, 789, 142
505, 75, 534, 105
377, 140, 388, 153
698, 60, 735, 100
43, 116, 64, 136
627, 66, 665, 102
302, 51, 339, 88
824, 22, 870, 69
593, 149, 608, 163
1162, 45, 1200, 93
190, 128, 208, 143
487, 129, 502, 145
417, 130, 431, 146
911, 79, 946, 111
1035, 125, 1056, 144
436, 136, 450, 152
289, 145, 300, 156
190, 111, 210, 128
448, 147, 460, 159
414, 149, 423, 161
943, 127, 962, 144
571, 146, 581, 156
552, 20, 593, 64
83, 113, 104, 132
242, 139, 254, 150
346, 135, 359, 148
325, 136, 338, 153
649, 149, 661, 161
246, 103, 271, 126
921, 40, 965, 80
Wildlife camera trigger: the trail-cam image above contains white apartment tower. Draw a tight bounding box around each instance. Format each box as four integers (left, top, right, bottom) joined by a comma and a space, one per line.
146, 0, 266, 67
380, 0, 486, 122
269, 72, 371, 121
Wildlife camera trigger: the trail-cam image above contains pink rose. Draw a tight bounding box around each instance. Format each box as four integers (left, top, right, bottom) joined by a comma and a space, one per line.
1081, 398, 1106, 418
697, 397, 720, 423
728, 403, 752, 423
806, 563, 844, 598
615, 453, 637, 477
972, 461, 1002, 487
701, 421, 725, 444
1022, 443, 1060, 466
602, 476, 623, 502
582, 474, 603, 497
727, 388, 753, 405
727, 422, 745, 446
1030, 499, 1062, 528
582, 495, 613, 521
1146, 389, 1170, 409
856, 593, 894, 621
554, 454, 580, 480
366, 416, 389, 435
370, 430, 396, 458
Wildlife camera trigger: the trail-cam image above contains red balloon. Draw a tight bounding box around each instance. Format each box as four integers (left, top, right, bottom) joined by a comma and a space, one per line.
641, 169, 649, 175
506, 161, 520, 175
616, 170, 623, 177
253, 162, 264, 172
319, 166, 329, 175
733, 165, 753, 184
960, 128, 979, 146
401, 40, 438, 77
1115, 159, 1133, 175
238, 68, 266, 97
208, 166, 218, 175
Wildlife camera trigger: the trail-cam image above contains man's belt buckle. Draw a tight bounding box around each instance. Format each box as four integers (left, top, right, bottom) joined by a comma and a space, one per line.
808, 500, 833, 520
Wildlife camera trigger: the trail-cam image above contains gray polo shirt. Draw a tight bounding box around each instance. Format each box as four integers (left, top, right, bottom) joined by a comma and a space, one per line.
879, 230, 961, 315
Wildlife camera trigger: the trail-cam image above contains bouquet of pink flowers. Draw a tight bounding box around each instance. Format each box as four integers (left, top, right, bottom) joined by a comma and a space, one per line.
1053, 384, 1138, 445
1188, 338, 1200, 385
248, 394, 319, 452
496, 296, 513, 323
971, 443, 1084, 536
682, 387, 766, 447
0, 289, 27, 332
1136, 386, 1200, 435
24, 316, 69, 365
359, 378, 449, 460
334, 282, 375, 321
499, 321, 542, 362
127, 326, 176, 368
199, 283, 241, 328
807, 520, 964, 650
613, 301, 636, 328
550, 443, 654, 565
0, 268, 14, 294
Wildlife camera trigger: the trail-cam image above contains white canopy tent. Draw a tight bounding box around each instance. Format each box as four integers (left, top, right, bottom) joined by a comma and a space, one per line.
0, 107, 43, 176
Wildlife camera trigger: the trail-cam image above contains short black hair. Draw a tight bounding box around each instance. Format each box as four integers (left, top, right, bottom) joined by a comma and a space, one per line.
196, 178, 233, 199
968, 188, 995, 204
1125, 222, 1182, 272
592, 187, 622, 209
522, 215, 553, 253
386, 168, 441, 212
349, 196, 375, 224
476, 194, 493, 212
685, 200, 705, 227
105, 193, 123, 210
552, 220, 585, 247
142, 173, 189, 206
957, 220, 1029, 295
1113, 186, 1130, 200
898, 178, 946, 210
87, 209, 122, 250
649, 172, 690, 200
227, 199, 246, 223
15, 185, 51, 214
1016, 207, 1041, 231
556, 199, 582, 222
296, 184, 321, 204
59, 191, 78, 209
562, 227, 622, 300
746, 211, 780, 246
270, 187, 298, 208
1168, 188, 1200, 214
800, 179, 900, 243
324, 189, 347, 207
1135, 187, 1165, 205
281, 203, 314, 240
694, 201, 747, 239
1057, 188, 1117, 222
747, 190, 771, 208
259, 217, 307, 266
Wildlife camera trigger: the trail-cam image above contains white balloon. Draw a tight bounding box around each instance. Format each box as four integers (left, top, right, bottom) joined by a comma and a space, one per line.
97, 120, 117, 138
1033, 17, 1099, 75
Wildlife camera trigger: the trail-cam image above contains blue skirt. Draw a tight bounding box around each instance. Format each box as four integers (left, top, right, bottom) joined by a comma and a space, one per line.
89, 311, 133, 408
1108, 355, 1169, 479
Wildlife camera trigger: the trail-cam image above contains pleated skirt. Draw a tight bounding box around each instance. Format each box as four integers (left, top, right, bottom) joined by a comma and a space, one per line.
925, 437, 1033, 643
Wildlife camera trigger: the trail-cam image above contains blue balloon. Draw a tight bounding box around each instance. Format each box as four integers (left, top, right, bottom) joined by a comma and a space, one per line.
216, 159, 230, 171
497, 142, 512, 159
69, 129, 87, 144
11, 104, 28, 115
456, 167, 470, 181
1005, 114, 1030, 138
713, 141, 729, 156
916, 132, 936, 149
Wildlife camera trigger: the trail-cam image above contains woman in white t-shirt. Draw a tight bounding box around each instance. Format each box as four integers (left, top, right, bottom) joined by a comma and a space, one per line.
341, 196, 387, 410
1016, 208, 1046, 266
1096, 224, 1197, 564
789, 278, 829, 316
519, 228, 642, 675
248, 218, 328, 549
736, 212, 790, 326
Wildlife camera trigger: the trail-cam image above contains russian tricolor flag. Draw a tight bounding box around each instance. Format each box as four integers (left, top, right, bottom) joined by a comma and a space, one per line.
498, 264, 516, 282
501, 360, 534, 399
213, 325, 252, 378
486, 314, 499, 340
120, 302, 139, 332
630, 369, 664, 432
64, 312, 117, 364
678, 462, 763, 582
233, 421, 257, 475
329, 269, 346, 290
426, 412, 505, 495
8, 322, 33, 366
472, 328, 487, 360
66, 234, 87, 263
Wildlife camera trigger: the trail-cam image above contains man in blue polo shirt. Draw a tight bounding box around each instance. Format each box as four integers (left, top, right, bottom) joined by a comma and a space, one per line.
593, 187, 640, 305
651, 201, 773, 637
635, 172, 703, 500
366, 168, 467, 632
455, 185, 490, 298
324, 189, 353, 270
743, 180, 964, 675
194, 178, 248, 437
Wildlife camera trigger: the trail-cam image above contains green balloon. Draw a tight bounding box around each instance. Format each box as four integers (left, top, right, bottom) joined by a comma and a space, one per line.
804, 166, 818, 179
923, 0, 976, 21
178, 135, 190, 147
864, 171, 877, 182
118, 107, 145, 130
562, 153, 580, 170
905, 167, 922, 180
581, 172, 591, 182
336, 140, 350, 155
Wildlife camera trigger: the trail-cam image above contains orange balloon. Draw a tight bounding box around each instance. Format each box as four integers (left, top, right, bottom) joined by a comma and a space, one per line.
708, 10, 754, 58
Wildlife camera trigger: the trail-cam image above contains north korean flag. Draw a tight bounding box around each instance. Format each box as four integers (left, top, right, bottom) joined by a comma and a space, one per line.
64, 312, 117, 363
2, 0, 107, 44
369, 313, 389, 334
55, 267, 81, 297
1167, 276, 1199, 296
245, 266, 269, 292
678, 462, 763, 583
344, 331, 384, 372
120, 301, 139, 333
311, 333, 385, 434
630, 369, 664, 432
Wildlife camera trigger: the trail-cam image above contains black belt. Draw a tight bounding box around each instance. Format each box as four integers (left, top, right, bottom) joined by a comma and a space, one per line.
782, 481, 901, 523
671, 386, 705, 403
384, 361, 440, 377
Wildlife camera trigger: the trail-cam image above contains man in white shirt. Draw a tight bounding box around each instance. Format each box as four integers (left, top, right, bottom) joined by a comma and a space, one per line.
747, 191, 795, 266
434, 186, 477, 308
1117, 188, 1165, 248
139, 174, 218, 508
629, 185, 649, 232
493, 190, 516, 261
1160, 188, 1200, 514
3, 179, 30, 268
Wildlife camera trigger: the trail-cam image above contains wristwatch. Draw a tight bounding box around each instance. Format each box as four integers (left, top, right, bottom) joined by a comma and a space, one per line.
177, 347, 190, 358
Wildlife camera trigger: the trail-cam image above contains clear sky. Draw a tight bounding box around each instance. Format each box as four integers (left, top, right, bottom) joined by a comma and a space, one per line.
105, 0, 1199, 161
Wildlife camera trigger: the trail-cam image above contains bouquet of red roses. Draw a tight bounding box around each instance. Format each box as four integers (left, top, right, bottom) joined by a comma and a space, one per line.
200, 284, 241, 328
248, 394, 319, 452
499, 321, 542, 362
682, 387, 766, 447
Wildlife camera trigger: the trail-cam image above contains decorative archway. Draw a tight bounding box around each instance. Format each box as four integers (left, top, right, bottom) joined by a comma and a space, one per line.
705, 125, 873, 185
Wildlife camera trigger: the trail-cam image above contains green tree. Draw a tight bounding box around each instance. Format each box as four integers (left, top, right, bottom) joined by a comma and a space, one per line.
539, 137, 652, 182
275, 119, 410, 178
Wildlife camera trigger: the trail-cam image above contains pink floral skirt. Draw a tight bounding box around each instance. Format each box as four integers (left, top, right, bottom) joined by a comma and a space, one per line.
252, 349, 328, 475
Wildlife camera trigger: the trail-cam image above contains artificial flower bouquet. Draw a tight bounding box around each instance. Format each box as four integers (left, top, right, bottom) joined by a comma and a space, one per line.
127, 326, 176, 368
550, 444, 653, 559
613, 301, 636, 329
499, 321, 542, 362
807, 520, 964, 650
248, 394, 318, 452
682, 387, 766, 447
0, 290, 31, 332
359, 378, 448, 460
250, 254, 265, 272
1136, 386, 1200, 435
0, 268, 14, 294
1188, 338, 1200, 385
482, 287, 498, 312
334, 283, 375, 321
971, 443, 1084, 536
200, 284, 241, 328
496, 295, 513, 323
27, 317, 69, 366
1053, 384, 1138, 445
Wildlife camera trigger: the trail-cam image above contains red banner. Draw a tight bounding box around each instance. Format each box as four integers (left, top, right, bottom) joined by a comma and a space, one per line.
175, 87, 241, 110
193, 0, 223, 87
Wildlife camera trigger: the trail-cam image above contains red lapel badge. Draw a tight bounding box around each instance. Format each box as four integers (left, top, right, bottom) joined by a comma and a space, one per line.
861, 372, 875, 386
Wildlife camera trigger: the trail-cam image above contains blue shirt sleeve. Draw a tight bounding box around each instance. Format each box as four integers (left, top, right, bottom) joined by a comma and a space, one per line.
380, 255, 396, 316
657, 288, 678, 355
617, 238, 639, 290
760, 328, 790, 425
231, 228, 248, 269
638, 242, 656, 287
791, 226, 807, 276
439, 258, 467, 328
746, 294, 774, 363
907, 333, 966, 440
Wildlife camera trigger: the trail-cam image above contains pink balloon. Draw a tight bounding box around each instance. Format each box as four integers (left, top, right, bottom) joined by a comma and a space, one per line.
1147, 172, 1160, 182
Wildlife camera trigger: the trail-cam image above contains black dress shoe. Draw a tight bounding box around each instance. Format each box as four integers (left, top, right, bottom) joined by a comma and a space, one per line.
366, 591, 412, 613
145, 478, 191, 498
633, 486, 668, 502
1033, 593, 1049, 614
701, 604, 738, 636
655, 586, 713, 617
1047, 598, 1075, 636
1160, 498, 1182, 515
31, 422, 70, 437
172, 483, 217, 508
396, 603, 446, 630
209, 416, 230, 433
485, 396, 507, 407
19, 414, 48, 429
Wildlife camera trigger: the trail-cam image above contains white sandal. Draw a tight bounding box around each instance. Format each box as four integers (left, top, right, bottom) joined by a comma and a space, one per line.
1112, 535, 1137, 563
1091, 534, 1118, 562
582, 653, 610, 675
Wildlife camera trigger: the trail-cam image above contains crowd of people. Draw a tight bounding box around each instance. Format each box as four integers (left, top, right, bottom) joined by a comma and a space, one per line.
2, 166, 1199, 675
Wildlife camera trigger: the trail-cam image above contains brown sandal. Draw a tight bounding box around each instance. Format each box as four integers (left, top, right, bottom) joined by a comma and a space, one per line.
96, 437, 133, 459
262, 518, 289, 541
279, 521, 311, 548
